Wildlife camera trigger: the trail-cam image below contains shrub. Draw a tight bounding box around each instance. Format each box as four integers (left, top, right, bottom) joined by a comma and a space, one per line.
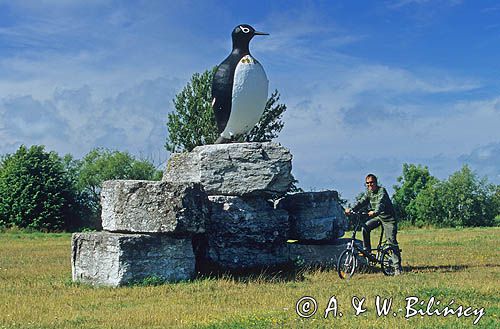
393, 163, 437, 224
75, 148, 162, 228
413, 165, 496, 227
0, 145, 78, 231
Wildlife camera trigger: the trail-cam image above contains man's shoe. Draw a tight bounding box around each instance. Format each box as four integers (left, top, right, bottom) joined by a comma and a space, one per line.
358, 248, 370, 257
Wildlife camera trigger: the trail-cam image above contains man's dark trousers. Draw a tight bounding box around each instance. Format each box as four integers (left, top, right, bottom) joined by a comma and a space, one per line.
362, 217, 402, 270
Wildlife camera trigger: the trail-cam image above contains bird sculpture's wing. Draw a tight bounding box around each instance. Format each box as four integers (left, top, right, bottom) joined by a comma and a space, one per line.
211, 55, 241, 134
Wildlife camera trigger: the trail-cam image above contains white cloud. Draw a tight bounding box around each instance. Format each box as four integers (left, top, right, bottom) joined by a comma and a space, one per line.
338, 65, 480, 94
0, 77, 179, 164
0, 1, 226, 101
460, 142, 500, 183
277, 61, 498, 198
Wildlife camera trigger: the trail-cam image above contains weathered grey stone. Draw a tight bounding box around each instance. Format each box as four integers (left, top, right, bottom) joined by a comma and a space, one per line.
198, 195, 290, 270
163, 142, 294, 196
287, 239, 366, 268
101, 180, 209, 234
276, 191, 348, 242
71, 232, 195, 286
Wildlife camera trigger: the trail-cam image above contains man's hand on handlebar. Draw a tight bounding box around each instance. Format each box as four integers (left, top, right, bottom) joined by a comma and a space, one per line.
345, 208, 376, 217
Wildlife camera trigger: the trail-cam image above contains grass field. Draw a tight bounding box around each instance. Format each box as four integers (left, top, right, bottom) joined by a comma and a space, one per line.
0, 227, 498, 328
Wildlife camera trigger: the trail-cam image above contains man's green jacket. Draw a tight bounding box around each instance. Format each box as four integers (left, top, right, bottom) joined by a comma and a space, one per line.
351, 187, 396, 222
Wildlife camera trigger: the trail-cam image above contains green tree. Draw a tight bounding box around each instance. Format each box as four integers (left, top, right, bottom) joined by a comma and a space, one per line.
165, 68, 288, 153
393, 163, 437, 224
0, 145, 78, 231
245, 90, 287, 142
76, 148, 162, 217
412, 182, 444, 227
165, 68, 218, 153
440, 165, 496, 227
413, 165, 496, 227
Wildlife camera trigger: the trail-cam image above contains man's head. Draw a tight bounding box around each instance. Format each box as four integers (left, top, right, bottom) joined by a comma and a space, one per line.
365, 174, 378, 192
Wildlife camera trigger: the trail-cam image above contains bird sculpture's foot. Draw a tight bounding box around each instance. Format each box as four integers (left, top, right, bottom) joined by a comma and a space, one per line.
215, 136, 232, 144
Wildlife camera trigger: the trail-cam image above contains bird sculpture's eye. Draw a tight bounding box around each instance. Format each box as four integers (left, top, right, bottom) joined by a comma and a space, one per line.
240, 26, 250, 33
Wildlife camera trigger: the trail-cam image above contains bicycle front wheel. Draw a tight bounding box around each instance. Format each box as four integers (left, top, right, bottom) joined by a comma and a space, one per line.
337, 249, 357, 279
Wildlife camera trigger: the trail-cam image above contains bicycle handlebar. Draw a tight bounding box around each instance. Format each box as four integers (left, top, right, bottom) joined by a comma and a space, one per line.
346, 210, 369, 216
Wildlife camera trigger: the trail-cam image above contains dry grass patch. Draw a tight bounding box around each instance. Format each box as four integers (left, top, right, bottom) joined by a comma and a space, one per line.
0, 227, 498, 328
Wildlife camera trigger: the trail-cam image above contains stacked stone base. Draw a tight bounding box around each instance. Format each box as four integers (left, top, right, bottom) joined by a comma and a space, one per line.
72, 180, 210, 287
277, 190, 347, 242
71, 142, 349, 286
72, 232, 354, 286
199, 195, 290, 271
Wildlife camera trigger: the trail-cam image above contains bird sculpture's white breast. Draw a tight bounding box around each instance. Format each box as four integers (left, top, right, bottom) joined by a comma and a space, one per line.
221, 55, 268, 139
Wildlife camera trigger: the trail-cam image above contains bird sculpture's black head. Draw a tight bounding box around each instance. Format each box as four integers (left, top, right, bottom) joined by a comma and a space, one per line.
231, 24, 268, 54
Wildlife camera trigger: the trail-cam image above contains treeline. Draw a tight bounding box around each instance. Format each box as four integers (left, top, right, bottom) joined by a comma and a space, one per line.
1, 145, 499, 232
393, 164, 500, 227
0, 145, 162, 232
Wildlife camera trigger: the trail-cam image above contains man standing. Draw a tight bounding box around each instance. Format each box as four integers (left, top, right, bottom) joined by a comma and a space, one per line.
344, 174, 403, 275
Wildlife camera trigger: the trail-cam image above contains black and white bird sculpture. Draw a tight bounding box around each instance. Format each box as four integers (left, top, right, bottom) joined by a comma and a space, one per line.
211, 24, 269, 143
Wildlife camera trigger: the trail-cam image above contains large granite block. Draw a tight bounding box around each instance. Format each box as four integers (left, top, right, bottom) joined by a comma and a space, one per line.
277, 191, 347, 242
101, 180, 209, 234
163, 142, 294, 196
198, 195, 290, 270
72, 232, 195, 286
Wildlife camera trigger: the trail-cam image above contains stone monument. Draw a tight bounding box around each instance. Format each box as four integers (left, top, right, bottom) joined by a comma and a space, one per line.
71, 142, 349, 286
71, 24, 349, 286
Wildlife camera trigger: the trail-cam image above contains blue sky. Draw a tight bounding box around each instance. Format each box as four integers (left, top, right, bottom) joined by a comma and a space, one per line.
0, 0, 499, 200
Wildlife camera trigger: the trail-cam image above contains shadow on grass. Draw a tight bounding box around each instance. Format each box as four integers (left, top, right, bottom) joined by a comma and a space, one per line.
194, 262, 310, 283
405, 264, 470, 273
406, 263, 499, 274
124, 263, 313, 287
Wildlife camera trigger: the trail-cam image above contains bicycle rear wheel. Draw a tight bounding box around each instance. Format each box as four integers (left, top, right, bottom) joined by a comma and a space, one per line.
337, 249, 357, 279
381, 247, 398, 276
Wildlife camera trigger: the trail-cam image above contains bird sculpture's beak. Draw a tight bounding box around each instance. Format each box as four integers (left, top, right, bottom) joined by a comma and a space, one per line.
254, 31, 269, 36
